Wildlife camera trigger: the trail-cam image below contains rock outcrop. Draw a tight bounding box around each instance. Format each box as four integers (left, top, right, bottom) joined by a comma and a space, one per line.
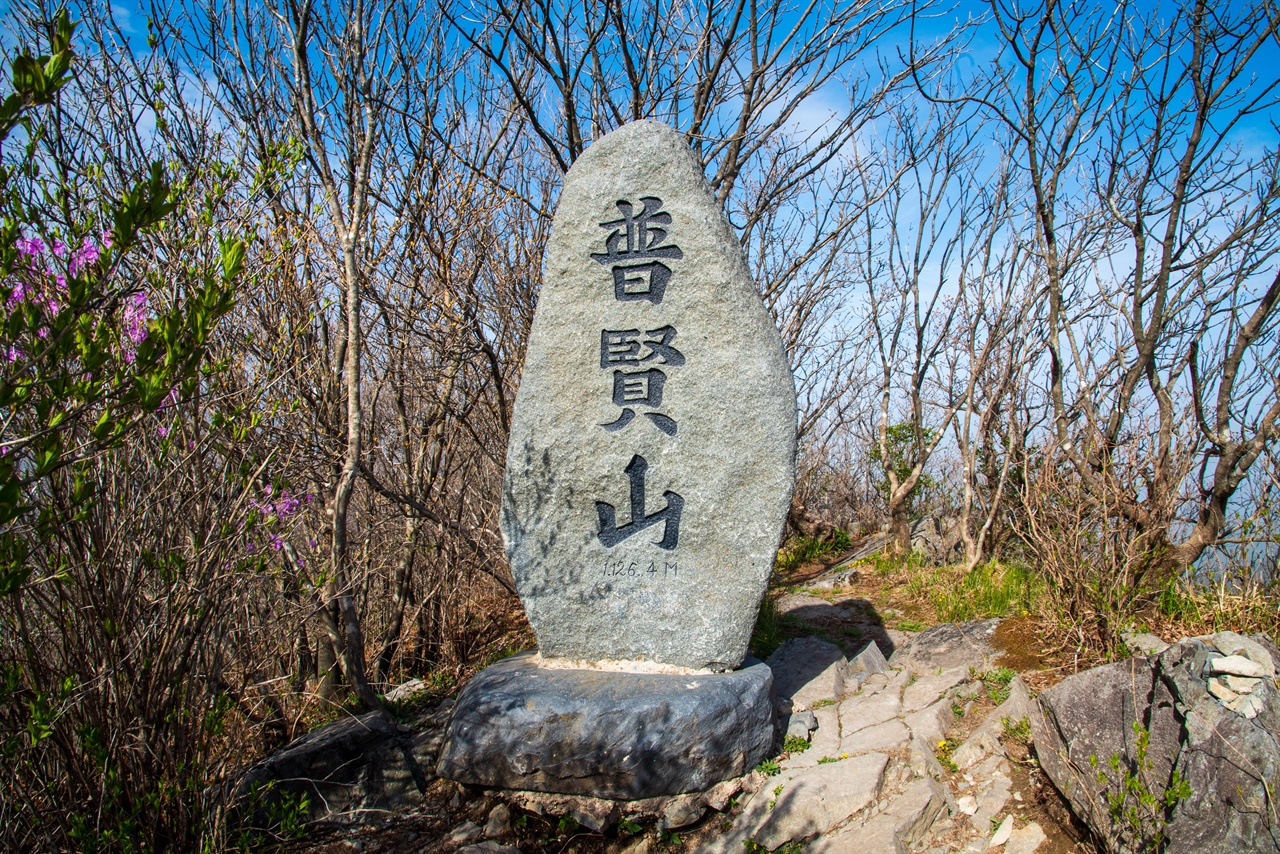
1033, 631, 1280, 854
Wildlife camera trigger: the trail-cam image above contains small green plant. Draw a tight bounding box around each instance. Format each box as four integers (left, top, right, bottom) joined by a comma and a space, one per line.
935, 738, 960, 773
556, 814, 579, 836
767, 783, 785, 809
749, 596, 815, 659
1089, 721, 1193, 852
809, 698, 835, 709
618, 816, 642, 835
816, 753, 848, 764
756, 757, 781, 776
775, 532, 851, 574
229, 781, 311, 850
904, 561, 1044, 622
897, 617, 927, 632
782, 734, 810, 754
657, 828, 682, 848
978, 666, 1016, 703
952, 700, 966, 718
747, 841, 806, 854
264, 788, 311, 840
1001, 716, 1031, 742
514, 813, 528, 828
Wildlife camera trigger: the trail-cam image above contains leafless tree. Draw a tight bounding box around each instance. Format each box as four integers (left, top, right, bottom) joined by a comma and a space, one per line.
925, 0, 1280, 578
452, 0, 959, 449
851, 96, 997, 554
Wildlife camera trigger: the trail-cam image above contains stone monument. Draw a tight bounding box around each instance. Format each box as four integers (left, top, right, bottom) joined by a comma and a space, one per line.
436, 120, 796, 800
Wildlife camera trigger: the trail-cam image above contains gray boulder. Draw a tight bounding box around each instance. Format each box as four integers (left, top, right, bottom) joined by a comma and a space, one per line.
1033, 637, 1280, 853
227, 700, 453, 832
890, 618, 1001, 677
436, 651, 775, 799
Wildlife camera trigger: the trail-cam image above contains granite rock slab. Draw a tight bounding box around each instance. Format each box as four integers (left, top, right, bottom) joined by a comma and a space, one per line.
435, 652, 775, 799
767, 636, 849, 709
502, 120, 796, 670
890, 619, 1001, 676
747, 753, 889, 850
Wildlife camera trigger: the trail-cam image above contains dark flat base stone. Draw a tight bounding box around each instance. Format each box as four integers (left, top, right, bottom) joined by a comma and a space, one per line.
436, 652, 775, 799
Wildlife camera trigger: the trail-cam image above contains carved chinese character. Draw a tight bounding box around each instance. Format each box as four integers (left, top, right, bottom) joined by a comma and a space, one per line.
595, 454, 683, 550
601, 368, 678, 436
591, 197, 683, 304
599, 325, 685, 368
599, 326, 683, 435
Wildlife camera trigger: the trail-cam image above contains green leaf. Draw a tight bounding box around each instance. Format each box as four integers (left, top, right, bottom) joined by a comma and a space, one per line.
219, 237, 246, 282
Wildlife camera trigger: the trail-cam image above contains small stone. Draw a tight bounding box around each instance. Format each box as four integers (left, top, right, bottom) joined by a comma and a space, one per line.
384, 677, 429, 703
1012, 791, 1022, 801
1221, 674, 1260, 694
1226, 691, 1265, 719
456, 844, 524, 854
1005, 821, 1047, 854
839, 719, 911, 756
621, 837, 652, 854
970, 755, 1010, 779
904, 698, 955, 745
449, 821, 484, 844
1208, 654, 1269, 678
1121, 628, 1170, 655
886, 777, 950, 846
1207, 677, 1239, 703
909, 737, 946, 780
785, 709, 818, 742
485, 804, 511, 838
1210, 631, 1276, 676
848, 641, 891, 678
890, 619, 1001, 676
839, 689, 902, 734
990, 815, 1014, 846
958, 795, 979, 815
807, 811, 905, 854
972, 775, 1012, 830
789, 705, 841, 769
745, 753, 890, 850
659, 798, 705, 829
902, 667, 969, 712
952, 720, 1002, 770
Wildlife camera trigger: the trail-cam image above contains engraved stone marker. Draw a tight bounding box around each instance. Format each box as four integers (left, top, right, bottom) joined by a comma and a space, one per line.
503, 120, 797, 671
437, 121, 792, 799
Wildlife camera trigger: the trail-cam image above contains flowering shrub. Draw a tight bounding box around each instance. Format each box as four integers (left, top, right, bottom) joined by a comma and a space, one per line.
0, 14, 241, 597
247, 484, 318, 566
0, 15, 252, 851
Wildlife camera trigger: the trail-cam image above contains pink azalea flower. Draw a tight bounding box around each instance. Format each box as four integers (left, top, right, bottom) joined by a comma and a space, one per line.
16, 236, 44, 257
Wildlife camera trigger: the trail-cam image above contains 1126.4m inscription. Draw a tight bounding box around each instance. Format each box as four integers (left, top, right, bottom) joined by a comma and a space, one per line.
601, 559, 680, 581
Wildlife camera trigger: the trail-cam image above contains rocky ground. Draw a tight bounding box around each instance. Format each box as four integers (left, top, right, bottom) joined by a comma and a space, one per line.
244, 577, 1096, 854
240, 565, 1278, 854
